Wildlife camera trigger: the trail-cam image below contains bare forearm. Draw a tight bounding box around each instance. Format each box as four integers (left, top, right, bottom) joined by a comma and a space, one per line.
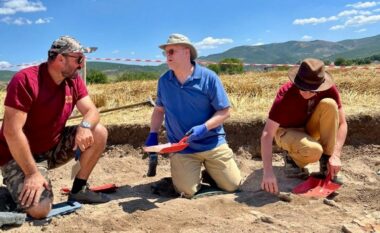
5, 132, 38, 176
150, 108, 164, 132
261, 135, 274, 174
205, 108, 230, 130
82, 109, 100, 128
333, 122, 347, 157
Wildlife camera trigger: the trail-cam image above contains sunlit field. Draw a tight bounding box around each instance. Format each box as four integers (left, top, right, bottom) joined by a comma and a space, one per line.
0, 68, 379, 126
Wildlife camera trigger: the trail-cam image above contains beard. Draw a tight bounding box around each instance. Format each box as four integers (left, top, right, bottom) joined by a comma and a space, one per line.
62, 66, 80, 79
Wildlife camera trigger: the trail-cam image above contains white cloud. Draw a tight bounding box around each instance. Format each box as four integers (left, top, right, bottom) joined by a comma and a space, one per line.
301, 35, 313, 41
1, 16, 32, 25
293, 16, 338, 25
0, 0, 46, 15
1, 16, 52, 25
0, 61, 11, 69
330, 24, 346, 30
355, 28, 367, 32
130, 51, 135, 55
338, 10, 359, 17
253, 42, 264, 46
35, 17, 52, 24
194, 37, 233, 49
345, 14, 380, 26
112, 50, 119, 54
346, 1, 379, 9
295, 2, 380, 30
329, 14, 380, 30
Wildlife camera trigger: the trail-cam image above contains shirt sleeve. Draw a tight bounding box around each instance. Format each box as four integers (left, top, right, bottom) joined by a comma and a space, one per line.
268, 90, 284, 124
5, 72, 35, 112
328, 85, 342, 109
208, 72, 230, 110
155, 75, 164, 107
75, 76, 89, 101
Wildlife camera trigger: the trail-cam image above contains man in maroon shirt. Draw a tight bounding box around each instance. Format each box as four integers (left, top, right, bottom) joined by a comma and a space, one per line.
0, 36, 109, 219
260, 58, 348, 194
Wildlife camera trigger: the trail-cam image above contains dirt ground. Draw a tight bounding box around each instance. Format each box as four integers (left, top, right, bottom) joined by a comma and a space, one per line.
1, 117, 380, 233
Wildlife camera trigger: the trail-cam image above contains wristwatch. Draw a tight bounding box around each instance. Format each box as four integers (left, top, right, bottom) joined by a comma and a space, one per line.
79, 120, 92, 129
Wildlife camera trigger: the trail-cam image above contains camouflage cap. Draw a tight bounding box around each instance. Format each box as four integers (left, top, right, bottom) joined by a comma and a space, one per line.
48, 35, 97, 56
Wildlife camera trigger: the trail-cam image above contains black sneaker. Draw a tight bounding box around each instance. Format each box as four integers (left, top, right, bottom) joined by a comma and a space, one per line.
151, 177, 179, 198
68, 185, 111, 204
310, 154, 329, 179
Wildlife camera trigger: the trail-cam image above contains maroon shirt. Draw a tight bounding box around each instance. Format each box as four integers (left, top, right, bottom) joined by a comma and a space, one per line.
0, 63, 88, 166
268, 81, 342, 128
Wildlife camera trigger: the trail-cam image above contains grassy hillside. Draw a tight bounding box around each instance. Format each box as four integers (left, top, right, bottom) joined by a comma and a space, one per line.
201, 34, 380, 64
87, 62, 168, 76
0, 70, 15, 82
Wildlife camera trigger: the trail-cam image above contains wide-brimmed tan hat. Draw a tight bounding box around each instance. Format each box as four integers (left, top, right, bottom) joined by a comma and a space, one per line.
159, 33, 198, 60
288, 58, 333, 91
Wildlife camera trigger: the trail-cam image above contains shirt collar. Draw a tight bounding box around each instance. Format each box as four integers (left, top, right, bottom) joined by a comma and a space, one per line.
168, 61, 201, 82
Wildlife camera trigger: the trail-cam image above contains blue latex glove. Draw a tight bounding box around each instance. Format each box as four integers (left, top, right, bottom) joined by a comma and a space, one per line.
75, 148, 81, 161
145, 132, 158, 146
145, 132, 159, 177
186, 124, 208, 142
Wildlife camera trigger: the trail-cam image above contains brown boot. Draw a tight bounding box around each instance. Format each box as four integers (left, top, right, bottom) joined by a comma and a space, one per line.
283, 152, 309, 178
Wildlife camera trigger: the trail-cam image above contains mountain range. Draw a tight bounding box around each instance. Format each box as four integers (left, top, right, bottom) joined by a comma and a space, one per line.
200, 34, 380, 64
1, 34, 379, 82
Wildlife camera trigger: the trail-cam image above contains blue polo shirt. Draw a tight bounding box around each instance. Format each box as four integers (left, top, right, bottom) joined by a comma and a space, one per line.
156, 62, 230, 153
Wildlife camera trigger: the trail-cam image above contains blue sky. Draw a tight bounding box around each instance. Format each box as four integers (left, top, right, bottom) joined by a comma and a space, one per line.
1, 0, 380, 69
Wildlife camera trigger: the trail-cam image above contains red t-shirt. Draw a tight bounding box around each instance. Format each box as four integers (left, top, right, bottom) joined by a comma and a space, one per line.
0, 63, 88, 166
268, 81, 342, 128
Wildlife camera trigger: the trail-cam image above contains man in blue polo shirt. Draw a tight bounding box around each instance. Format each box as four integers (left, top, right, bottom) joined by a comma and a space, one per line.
145, 33, 241, 198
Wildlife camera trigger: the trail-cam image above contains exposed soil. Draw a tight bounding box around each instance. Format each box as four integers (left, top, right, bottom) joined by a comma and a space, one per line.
1, 114, 380, 233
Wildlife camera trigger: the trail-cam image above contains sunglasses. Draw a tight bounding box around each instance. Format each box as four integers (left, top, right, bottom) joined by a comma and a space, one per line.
162, 48, 185, 57
63, 54, 84, 65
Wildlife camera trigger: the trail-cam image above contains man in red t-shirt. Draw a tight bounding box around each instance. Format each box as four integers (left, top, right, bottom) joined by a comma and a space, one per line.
0, 36, 109, 219
260, 58, 348, 194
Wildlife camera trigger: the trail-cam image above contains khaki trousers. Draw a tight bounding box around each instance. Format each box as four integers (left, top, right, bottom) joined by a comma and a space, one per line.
274, 98, 339, 168
170, 143, 242, 198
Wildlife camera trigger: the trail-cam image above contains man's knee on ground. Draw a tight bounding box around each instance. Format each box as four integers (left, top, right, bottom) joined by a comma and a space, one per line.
218, 178, 241, 192
25, 199, 52, 219
175, 184, 198, 198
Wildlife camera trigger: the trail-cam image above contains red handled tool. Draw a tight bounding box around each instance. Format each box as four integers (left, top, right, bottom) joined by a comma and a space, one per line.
143, 136, 189, 154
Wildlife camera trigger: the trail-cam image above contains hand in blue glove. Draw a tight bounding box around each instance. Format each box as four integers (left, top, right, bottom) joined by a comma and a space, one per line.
145, 132, 158, 146
186, 124, 208, 142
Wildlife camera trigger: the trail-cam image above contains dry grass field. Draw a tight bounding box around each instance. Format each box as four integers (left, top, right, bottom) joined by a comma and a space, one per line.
0, 68, 378, 126
74, 68, 380, 126
1, 68, 379, 232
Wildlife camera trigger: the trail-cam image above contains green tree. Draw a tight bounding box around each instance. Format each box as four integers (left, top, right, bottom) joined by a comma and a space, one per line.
207, 64, 221, 74
116, 71, 159, 82
87, 69, 108, 84
323, 60, 331, 65
334, 57, 346, 66
219, 58, 244, 75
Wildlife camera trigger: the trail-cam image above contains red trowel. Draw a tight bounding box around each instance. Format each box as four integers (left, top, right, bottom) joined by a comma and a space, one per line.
60, 183, 118, 194
292, 173, 341, 198
143, 136, 189, 154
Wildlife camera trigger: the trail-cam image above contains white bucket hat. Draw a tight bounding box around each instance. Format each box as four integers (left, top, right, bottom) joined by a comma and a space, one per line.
159, 33, 198, 60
